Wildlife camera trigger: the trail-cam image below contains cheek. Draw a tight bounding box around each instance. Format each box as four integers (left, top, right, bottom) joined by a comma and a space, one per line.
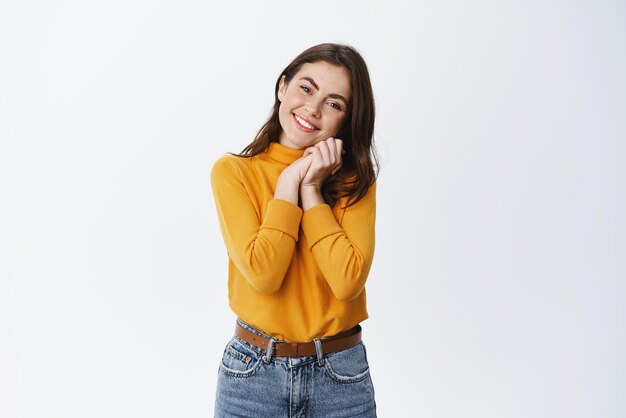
277, 105, 290, 129
279, 101, 293, 118
330, 115, 348, 133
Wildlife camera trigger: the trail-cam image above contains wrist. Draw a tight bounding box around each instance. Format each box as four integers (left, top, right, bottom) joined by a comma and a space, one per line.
300, 184, 324, 212
300, 183, 321, 193
279, 170, 301, 184
275, 173, 301, 206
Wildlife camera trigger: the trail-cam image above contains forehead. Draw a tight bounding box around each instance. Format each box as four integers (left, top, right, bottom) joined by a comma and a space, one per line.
294, 61, 351, 100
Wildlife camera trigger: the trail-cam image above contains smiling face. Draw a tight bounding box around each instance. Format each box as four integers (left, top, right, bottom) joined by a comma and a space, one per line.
277, 61, 352, 150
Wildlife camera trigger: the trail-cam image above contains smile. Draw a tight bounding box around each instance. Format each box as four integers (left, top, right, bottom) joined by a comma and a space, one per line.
293, 113, 319, 132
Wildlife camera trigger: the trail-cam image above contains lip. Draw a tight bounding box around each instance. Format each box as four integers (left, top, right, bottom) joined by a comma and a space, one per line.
292, 113, 319, 132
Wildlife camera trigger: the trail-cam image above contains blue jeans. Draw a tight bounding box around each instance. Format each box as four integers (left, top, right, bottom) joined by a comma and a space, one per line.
214, 318, 377, 417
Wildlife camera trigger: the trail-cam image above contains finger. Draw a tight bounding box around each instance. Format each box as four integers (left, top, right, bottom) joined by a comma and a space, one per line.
335, 139, 343, 161
315, 140, 333, 165
327, 138, 341, 172
309, 146, 323, 163
325, 136, 337, 150
331, 155, 343, 174
318, 137, 338, 157
331, 160, 343, 175
326, 138, 340, 165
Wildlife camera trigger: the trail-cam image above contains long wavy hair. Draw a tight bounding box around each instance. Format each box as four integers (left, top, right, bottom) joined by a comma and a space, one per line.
232, 43, 379, 209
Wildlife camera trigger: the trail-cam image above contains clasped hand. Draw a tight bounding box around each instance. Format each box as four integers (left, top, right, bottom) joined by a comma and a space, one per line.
283, 137, 344, 190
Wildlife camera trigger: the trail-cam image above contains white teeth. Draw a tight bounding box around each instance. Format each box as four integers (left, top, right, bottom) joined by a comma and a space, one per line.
295, 114, 315, 130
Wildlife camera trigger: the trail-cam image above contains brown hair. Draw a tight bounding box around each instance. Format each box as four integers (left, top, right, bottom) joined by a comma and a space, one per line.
232, 42, 379, 209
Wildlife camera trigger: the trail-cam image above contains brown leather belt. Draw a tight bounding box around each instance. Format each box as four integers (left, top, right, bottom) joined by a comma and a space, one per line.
235, 321, 362, 357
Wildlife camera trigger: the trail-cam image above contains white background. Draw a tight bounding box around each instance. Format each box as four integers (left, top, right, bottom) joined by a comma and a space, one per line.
1, 1, 625, 417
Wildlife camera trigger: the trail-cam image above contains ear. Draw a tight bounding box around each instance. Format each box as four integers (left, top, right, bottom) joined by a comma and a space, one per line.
277, 75, 287, 102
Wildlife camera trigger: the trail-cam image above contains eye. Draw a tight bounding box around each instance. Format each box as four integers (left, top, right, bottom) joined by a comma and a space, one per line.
299, 85, 311, 93
328, 102, 342, 110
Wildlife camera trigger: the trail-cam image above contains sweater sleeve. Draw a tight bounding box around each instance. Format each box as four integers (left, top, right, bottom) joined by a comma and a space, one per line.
300, 181, 376, 301
210, 156, 303, 294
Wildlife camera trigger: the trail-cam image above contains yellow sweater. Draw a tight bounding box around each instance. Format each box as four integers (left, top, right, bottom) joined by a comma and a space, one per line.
210, 141, 376, 343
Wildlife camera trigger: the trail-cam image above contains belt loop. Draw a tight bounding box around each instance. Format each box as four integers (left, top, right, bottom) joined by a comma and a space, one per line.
263, 337, 276, 364
313, 338, 325, 366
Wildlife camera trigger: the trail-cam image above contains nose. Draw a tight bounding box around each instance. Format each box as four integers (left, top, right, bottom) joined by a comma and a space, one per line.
305, 98, 322, 118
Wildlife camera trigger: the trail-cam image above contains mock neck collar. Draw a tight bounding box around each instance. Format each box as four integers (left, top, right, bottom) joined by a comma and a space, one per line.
266, 141, 305, 164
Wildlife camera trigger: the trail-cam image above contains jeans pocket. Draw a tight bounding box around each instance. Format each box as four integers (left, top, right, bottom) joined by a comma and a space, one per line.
322, 341, 371, 384
219, 336, 263, 378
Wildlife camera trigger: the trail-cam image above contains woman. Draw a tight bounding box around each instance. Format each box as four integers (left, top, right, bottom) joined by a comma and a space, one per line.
211, 42, 379, 417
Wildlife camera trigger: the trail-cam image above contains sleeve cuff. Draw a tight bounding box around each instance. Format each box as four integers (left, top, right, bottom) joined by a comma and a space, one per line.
301, 203, 343, 250
260, 199, 303, 241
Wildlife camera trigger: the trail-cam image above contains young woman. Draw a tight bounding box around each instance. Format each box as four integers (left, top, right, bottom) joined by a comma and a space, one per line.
211, 43, 379, 417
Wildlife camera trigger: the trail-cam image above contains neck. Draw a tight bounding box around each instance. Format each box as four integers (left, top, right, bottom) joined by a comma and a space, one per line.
265, 140, 305, 164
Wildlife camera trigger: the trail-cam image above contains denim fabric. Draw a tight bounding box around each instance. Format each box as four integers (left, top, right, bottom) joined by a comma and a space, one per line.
214, 318, 377, 418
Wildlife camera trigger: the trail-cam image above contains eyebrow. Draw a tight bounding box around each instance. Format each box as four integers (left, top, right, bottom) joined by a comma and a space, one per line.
299, 76, 349, 106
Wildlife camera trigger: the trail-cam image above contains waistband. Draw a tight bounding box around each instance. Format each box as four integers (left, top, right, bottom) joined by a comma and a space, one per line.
235, 318, 362, 358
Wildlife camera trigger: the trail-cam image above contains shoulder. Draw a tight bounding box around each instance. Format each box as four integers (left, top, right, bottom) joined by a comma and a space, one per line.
211, 153, 250, 179
211, 154, 252, 191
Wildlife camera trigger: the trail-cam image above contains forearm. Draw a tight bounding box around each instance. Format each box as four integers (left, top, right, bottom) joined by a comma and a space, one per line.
211, 156, 303, 294
311, 237, 373, 301
300, 182, 377, 301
